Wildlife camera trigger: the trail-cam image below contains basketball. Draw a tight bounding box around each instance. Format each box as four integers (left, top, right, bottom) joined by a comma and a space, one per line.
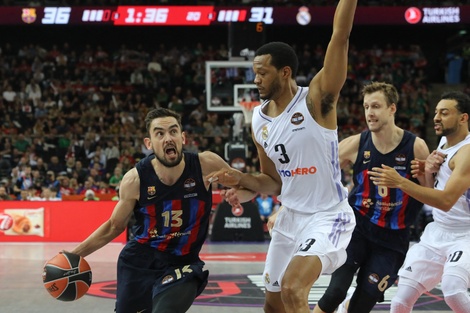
42, 252, 92, 301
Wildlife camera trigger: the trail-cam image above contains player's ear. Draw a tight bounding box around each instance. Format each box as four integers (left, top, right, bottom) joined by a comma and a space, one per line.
181, 131, 186, 144
143, 137, 152, 149
282, 66, 291, 79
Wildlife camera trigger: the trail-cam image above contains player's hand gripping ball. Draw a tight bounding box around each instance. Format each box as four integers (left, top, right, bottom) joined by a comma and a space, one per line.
42, 251, 92, 301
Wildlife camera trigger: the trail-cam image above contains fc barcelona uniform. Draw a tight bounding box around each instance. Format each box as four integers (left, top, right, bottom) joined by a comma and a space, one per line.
115, 153, 212, 313
345, 130, 423, 298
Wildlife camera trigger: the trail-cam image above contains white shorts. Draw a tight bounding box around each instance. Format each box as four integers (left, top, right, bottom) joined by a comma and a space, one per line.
263, 199, 355, 292
398, 222, 470, 291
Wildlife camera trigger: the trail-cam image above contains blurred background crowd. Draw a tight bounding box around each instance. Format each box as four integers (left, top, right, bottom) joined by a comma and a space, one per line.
0, 0, 469, 202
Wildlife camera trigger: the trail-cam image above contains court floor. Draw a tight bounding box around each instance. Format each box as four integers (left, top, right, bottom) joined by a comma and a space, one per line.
0, 240, 456, 313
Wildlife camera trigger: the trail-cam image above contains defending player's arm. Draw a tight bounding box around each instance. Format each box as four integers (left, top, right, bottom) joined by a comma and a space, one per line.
71, 169, 139, 257
308, 0, 358, 129
205, 134, 282, 196
338, 134, 360, 169
369, 145, 470, 211
201, 150, 261, 205
412, 137, 431, 186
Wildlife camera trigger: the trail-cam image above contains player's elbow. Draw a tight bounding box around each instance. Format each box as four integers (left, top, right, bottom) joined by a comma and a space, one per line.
109, 219, 127, 236
437, 199, 456, 212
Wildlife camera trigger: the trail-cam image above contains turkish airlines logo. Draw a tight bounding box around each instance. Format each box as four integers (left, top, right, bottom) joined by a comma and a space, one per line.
405, 7, 422, 24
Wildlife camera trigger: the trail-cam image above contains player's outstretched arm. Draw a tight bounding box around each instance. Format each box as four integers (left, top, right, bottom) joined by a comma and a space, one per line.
309, 0, 357, 129
71, 169, 139, 257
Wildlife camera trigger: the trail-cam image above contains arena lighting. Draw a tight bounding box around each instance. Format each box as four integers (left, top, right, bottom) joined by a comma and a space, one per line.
2, 5, 468, 26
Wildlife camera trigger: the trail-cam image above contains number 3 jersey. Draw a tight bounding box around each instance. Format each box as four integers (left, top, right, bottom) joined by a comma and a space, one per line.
252, 86, 348, 213
132, 153, 212, 261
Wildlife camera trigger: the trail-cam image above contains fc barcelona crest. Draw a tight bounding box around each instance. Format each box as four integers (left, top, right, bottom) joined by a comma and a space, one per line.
22, 8, 37, 24
147, 186, 156, 196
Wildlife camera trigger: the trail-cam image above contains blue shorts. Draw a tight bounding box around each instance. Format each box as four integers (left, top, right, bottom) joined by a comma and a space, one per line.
115, 241, 208, 313
345, 226, 406, 298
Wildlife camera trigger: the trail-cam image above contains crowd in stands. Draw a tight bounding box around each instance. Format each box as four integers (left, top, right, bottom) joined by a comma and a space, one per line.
2, 23, 469, 201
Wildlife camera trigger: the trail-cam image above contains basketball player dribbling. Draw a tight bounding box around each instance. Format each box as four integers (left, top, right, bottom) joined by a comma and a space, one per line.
206, 0, 358, 312
69, 108, 237, 313
369, 91, 470, 312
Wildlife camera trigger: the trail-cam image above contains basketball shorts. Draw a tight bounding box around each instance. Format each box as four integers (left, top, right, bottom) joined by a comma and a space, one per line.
263, 199, 355, 292
115, 241, 208, 313
344, 228, 406, 299
398, 222, 470, 291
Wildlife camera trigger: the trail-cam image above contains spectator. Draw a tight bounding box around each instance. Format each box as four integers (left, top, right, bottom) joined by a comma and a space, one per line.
0, 185, 12, 200
108, 166, 124, 189
84, 189, 99, 201
254, 193, 280, 235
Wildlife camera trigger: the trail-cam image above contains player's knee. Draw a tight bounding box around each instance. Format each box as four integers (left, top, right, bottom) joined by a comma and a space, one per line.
280, 284, 305, 304
441, 275, 470, 312
316, 284, 349, 313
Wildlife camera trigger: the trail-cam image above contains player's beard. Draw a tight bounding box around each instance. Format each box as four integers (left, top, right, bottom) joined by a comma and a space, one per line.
155, 148, 184, 168
438, 122, 458, 137
263, 77, 282, 100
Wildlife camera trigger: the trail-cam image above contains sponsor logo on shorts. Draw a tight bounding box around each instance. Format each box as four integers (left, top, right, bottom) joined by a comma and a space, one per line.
368, 273, 379, 285
162, 275, 174, 284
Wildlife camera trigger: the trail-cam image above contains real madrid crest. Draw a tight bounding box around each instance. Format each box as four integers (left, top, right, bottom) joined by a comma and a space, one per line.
262, 126, 268, 140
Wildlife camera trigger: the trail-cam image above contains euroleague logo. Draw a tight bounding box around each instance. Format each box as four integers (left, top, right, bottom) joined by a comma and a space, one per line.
405, 7, 422, 24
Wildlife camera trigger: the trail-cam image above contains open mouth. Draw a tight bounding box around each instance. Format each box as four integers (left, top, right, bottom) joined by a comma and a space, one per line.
165, 146, 177, 156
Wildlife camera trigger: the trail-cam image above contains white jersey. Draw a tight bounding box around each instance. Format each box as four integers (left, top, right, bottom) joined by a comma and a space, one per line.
431, 134, 470, 230
252, 86, 348, 213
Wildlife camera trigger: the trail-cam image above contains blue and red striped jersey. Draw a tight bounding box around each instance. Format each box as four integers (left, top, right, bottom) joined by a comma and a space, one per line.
132, 153, 212, 261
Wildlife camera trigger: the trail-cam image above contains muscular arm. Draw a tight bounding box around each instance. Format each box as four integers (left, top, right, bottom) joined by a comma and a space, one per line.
412, 137, 430, 186
205, 133, 282, 196
369, 145, 470, 212
338, 134, 360, 169
309, 0, 358, 129
71, 169, 139, 257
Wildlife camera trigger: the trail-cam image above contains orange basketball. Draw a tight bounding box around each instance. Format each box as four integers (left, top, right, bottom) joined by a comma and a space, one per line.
42, 252, 92, 301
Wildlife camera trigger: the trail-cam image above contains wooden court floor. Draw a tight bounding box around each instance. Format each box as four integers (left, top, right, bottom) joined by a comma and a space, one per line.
0, 241, 456, 313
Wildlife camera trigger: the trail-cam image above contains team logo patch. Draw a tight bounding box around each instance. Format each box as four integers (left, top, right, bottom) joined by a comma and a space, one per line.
231, 206, 244, 217
147, 186, 156, 196
395, 154, 406, 165
262, 126, 268, 140
264, 273, 270, 284
363, 151, 371, 160
368, 273, 380, 285
162, 275, 174, 284
291, 112, 304, 125
21, 8, 37, 24
184, 178, 196, 191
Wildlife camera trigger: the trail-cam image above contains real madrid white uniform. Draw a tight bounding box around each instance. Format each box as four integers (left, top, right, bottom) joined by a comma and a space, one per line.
252, 87, 356, 291
397, 134, 470, 291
